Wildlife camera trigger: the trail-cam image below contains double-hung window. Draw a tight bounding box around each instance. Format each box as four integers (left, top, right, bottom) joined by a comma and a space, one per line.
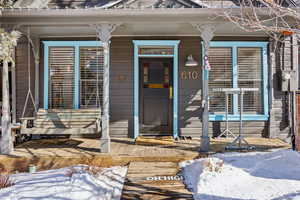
207, 42, 269, 121
43, 41, 103, 109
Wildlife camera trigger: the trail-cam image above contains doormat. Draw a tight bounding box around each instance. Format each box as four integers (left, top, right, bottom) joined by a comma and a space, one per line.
135, 136, 174, 146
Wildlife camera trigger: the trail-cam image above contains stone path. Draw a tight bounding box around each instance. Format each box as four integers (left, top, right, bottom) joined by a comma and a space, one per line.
121, 162, 193, 200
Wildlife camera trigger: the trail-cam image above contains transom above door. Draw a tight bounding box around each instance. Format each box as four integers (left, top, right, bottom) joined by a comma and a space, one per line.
43, 41, 103, 109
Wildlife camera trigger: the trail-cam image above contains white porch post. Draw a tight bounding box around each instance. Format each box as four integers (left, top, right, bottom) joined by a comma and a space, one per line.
94, 23, 119, 153
0, 27, 20, 155
11, 47, 16, 124
1, 59, 12, 154
192, 24, 216, 152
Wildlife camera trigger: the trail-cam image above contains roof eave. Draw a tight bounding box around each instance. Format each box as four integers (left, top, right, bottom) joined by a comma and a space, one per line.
0, 8, 264, 18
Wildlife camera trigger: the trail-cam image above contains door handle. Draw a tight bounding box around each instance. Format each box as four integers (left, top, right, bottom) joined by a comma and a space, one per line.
169, 86, 173, 99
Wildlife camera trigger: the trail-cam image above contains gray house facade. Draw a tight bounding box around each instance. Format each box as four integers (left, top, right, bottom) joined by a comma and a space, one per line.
1, 0, 299, 152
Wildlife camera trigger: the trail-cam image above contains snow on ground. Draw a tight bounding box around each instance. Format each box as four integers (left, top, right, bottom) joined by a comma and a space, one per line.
0, 165, 127, 200
180, 149, 300, 200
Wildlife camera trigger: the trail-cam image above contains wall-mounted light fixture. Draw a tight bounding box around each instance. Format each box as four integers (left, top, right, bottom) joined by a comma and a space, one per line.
185, 55, 198, 67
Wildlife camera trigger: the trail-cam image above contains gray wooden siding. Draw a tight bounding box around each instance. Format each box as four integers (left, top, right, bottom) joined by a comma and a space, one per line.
110, 38, 134, 138
15, 36, 36, 121
268, 37, 292, 139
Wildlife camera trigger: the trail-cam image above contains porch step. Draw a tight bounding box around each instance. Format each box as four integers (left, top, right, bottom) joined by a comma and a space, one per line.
121, 162, 193, 199
135, 136, 174, 145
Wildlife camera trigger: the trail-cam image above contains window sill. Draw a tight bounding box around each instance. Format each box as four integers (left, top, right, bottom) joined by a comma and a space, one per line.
209, 114, 269, 121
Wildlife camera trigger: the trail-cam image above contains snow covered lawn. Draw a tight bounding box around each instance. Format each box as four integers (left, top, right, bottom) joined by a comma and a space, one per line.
181, 149, 300, 200
0, 165, 127, 200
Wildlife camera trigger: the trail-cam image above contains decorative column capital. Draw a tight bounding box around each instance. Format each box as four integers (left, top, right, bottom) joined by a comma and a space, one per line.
92, 23, 121, 43
192, 23, 217, 49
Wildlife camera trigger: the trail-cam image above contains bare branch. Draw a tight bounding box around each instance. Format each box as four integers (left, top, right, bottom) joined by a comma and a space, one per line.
218, 0, 300, 42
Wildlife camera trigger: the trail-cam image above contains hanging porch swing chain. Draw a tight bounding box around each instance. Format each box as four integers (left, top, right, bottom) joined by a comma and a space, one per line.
21, 27, 37, 118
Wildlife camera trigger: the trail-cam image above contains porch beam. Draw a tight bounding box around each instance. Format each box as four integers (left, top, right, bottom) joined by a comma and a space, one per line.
192, 23, 216, 152
93, 23, 120, 153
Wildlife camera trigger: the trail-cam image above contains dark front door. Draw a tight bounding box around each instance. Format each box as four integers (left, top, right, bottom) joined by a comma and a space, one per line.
140, 58, 173, 136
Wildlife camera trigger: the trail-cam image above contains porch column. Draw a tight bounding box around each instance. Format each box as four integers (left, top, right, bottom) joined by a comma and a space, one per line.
192, 24, 216, 152
11, 47, 16, 124
0, 27, 20, 154
1, 59, 12, 154
94, 23, 119, 153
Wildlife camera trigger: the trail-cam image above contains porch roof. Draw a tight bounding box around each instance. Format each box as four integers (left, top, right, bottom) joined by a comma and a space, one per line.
0, 8, 279, 37
11, 0, 300, 9
13, 0, 205, 9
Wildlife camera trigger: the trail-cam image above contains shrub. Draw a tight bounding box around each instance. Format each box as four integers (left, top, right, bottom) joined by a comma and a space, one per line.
65, 166, 103, 178
65, 167, 78, 178
0, 175, 14, 189
203, 158, 224, 173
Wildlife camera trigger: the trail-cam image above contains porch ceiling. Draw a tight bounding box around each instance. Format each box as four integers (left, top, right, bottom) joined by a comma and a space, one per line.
15, 22, 267, 37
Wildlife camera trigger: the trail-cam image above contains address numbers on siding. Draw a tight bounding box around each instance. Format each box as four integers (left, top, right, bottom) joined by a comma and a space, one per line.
181, 71, 200, 80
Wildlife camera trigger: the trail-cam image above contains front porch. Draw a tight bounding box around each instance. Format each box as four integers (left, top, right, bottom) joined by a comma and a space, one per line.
1, 6, 290, 155
0, 137, 290, 173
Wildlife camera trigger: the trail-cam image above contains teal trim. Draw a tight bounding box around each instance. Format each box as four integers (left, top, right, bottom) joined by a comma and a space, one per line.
133, 40, 180, 139
43, 43, 49, 109
74, 46, 80, 109
205, 41, 269, 121
43, 41, 102, 47
262, 46, 269, 116
133, 40, 180, 46
173, 43, 179, 139
134, 44, 139, 139
210, 114, 269, 121
138, 55, 174, 58
232, 47, 238, 114
43, 41, 102, 109
210, 41, 268, 48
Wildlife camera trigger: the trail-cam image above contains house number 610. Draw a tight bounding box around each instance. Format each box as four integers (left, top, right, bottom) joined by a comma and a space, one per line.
181, 71, 200, 80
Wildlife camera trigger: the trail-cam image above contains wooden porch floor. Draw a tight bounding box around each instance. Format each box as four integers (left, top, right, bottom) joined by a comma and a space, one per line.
0, 137, 290, 173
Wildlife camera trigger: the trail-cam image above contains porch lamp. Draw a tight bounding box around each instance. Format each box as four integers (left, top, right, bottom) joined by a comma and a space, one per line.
185, 55, 198, 67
